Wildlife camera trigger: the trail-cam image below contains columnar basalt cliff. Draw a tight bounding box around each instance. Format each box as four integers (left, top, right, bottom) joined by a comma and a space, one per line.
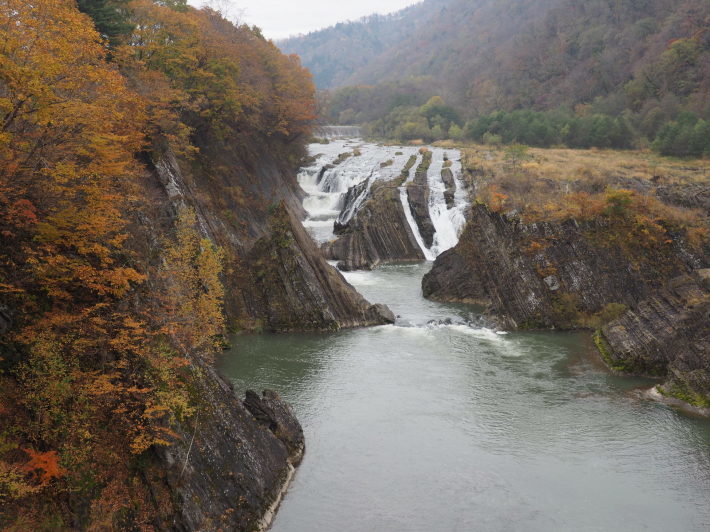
323, 178, 426, 270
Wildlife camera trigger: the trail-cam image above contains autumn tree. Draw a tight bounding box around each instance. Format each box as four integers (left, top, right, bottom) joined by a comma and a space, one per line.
0, 0, 182, 521
160, 207, 225, 354
0, 0, 314, 525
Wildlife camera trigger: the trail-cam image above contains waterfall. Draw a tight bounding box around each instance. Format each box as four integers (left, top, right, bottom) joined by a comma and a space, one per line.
426, 151, 467, 256
299, 139, 469, 257
316, 125, 362, 139
398, 155, 437, 261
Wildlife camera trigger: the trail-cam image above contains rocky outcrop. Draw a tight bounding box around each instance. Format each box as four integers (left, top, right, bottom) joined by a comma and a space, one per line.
422, 248, 488, 305
139, 137, 395, 527
424, 204, 705, 329
596, 270, 710, 407
406, 152, 435, 248
424, 202, 709, 408
241, 205, 395, 330
655, 183, 710, 212
441, 167, 456, 209
244, 390, 305, 464
153, 361, 303, 531
337, 177, 371, 226
323, 178, 425, 270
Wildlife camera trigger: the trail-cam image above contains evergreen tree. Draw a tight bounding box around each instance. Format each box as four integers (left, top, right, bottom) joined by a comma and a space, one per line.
76, 0, 133, 48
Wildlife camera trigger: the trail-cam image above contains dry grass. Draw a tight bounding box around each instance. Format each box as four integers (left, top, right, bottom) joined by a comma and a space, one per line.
460, 144, 709, 186
456, 143, 709, 250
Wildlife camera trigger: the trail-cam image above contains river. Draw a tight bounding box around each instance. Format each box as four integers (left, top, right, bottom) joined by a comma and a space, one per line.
220, 138, 710, 531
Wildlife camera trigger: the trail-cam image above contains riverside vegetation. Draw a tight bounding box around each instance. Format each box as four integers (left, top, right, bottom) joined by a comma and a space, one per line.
0, 0, 388, 528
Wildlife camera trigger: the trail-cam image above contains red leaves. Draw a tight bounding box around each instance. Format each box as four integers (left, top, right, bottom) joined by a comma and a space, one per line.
22, 449, 65, 486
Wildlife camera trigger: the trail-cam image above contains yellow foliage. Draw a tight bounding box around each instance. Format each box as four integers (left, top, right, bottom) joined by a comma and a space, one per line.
160, 207, 226, 353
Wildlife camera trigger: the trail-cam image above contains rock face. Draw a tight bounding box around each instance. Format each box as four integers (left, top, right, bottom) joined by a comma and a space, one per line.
596, 270, 710, 407
441, 167, 456, 209
337, 178, 371, 227
424, 203, 709, 407
241, 205, 395, 330
323, 178, 425, 270
147, 145, 391, 332
153, 361, 304, 531
244, 390, 305, 464
138, 138, 395, 527
406, 152, 435, 248
421, 247, 488, 305
424, 204, 704, 329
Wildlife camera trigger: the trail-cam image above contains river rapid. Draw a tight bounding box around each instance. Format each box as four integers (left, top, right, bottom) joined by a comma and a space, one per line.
220, 138, 710, 531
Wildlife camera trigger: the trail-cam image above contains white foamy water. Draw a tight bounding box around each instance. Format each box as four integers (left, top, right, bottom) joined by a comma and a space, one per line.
298, 139, 421, 244
398, 153, 437, 261
299, 138, 469, 260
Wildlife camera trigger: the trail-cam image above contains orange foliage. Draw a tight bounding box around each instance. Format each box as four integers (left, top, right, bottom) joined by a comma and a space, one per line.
22, 449, 65, 487
0, 0, 315, 525
119, 1, 315, 151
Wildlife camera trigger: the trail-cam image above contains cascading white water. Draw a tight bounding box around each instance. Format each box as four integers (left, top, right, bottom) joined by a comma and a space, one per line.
315, 125, 363, 139
398, 154, 437, 261
299, 139, 469, 257
426, 150, 468, 257
299, 140, 419, 243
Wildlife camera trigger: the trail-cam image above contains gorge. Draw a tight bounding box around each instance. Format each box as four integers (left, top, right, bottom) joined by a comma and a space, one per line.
1, 0, 708, 529
219, 135, 710, 531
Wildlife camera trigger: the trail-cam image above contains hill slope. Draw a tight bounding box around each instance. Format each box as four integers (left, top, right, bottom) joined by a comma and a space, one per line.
281, 0, 709, 153
278, 1, 442, 89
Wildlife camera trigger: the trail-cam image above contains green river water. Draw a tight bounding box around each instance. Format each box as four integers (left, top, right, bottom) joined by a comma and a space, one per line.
220, 262, 710, 531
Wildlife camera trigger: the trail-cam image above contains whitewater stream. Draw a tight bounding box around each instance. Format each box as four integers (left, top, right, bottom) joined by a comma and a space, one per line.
221, 139, 710, 531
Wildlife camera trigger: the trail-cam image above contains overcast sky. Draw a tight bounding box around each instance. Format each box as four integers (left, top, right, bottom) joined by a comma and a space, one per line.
192, 0, 421, 40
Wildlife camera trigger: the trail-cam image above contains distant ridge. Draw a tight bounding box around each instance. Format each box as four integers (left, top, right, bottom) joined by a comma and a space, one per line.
278, 1, 437, 89
280, 0, 708, 153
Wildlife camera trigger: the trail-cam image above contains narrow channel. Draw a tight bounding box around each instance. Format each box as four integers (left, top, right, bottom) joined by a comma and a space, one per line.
220, 139, 710, 531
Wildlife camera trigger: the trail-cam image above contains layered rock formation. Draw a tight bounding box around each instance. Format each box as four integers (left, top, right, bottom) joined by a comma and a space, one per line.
133, 138, 395, 527
423, 204, 704, 329
322, 178, 425, 270
441, 166, 456, 209
154, 362, 304, 531
596, 270, 710, 407
241, 205, 395, 330
406, 152, 435, 248
149, 144, 391, 332
424, 203, 709, 407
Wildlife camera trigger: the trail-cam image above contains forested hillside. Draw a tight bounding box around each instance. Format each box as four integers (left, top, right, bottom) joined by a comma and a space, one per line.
0, 0, 316, 527
279, 1, 436, 89
283, 0, 709, 155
